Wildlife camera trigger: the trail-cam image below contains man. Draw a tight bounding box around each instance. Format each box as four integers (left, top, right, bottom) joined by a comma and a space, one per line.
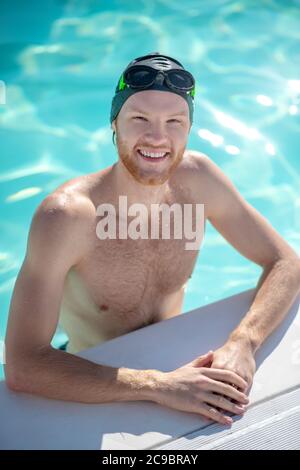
4, 52, 300, 427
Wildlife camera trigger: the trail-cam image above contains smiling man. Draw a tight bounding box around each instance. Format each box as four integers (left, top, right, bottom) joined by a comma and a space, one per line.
4, 52, 300, 426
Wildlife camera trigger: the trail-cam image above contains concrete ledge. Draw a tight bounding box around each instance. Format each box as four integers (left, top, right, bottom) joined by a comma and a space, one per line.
0, 288, 299, 450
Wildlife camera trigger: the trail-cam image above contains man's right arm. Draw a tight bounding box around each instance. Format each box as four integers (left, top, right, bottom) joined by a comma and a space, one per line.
4, 193, 161, 403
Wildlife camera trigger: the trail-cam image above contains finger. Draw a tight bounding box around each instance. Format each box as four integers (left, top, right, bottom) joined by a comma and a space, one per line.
189, 351, 213, 368
202, 368, 248, 390
201, 391, 246, 416
202, 368, 248, 391
206, 378, 249, 404
200, 403, 233, 426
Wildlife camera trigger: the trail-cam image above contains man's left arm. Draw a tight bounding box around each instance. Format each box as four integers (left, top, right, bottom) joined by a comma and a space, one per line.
197, 154, 300, 390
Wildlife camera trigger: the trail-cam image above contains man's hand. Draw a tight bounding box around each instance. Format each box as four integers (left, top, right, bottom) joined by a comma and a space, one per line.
154, 351, 249, 426
210, 339, 256, 395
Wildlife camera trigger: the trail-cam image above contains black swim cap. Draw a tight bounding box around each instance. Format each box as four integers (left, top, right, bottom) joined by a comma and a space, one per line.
110, 52, 195, 126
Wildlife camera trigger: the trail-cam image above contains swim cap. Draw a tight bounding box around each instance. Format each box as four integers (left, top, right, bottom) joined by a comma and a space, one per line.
110, 52, 195, 126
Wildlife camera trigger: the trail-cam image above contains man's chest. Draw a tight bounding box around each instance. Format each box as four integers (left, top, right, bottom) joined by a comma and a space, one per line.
76, 229, 202, 313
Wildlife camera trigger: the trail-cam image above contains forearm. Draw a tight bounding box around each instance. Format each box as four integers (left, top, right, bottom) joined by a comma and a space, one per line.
229, 258, 300, 354
5, 346, 163, 404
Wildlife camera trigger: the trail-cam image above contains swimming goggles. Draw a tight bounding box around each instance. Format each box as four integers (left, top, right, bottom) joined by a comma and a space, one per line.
117, 65, 196, 98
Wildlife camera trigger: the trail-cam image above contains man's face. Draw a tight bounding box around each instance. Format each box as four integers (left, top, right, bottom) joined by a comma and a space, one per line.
112, 90, 191, 185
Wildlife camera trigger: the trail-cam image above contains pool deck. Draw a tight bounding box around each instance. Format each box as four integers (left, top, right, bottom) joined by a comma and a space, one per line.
0, 288, 299, 450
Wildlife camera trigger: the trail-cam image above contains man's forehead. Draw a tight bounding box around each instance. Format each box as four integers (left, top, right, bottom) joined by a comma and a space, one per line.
125, 90, 188, 115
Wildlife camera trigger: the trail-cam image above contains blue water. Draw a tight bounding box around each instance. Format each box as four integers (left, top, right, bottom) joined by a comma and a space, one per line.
1, 0, 300, 379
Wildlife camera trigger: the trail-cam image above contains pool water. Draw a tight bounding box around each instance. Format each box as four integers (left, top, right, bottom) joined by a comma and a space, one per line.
1, 0, 299, 379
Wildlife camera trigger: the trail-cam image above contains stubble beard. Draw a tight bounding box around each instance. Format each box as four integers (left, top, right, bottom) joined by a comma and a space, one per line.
116, 133, 186, 186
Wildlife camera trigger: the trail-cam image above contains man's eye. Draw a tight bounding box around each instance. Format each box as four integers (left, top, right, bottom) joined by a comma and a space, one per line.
133, 116, 146, 121
168, 119, 181, 123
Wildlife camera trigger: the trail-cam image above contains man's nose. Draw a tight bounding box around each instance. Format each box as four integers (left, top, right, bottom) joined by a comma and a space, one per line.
145, 122, 168, 143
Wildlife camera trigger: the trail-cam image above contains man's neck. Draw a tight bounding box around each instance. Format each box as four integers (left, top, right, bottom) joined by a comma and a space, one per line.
111, 161, 170, 210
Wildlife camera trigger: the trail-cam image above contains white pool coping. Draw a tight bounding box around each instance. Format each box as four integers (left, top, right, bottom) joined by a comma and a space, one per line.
0, 288, 299, 450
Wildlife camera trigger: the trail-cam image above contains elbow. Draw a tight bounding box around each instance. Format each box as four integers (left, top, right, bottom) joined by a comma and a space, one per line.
269, 255, 300, 270
4, 353, 34, 393
278, 255, 300, 286
5, 345, 52, 393
4, 346, 23, 391
4, 364, 26, 392
284, 255, 300, 278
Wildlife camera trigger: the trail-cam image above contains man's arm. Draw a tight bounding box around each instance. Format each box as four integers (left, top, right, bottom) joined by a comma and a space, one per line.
194, 153, 300, 386
4, 193, 160, 403
230, 258, 300, 353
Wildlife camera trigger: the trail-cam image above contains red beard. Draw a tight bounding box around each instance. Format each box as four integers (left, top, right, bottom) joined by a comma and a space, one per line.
116, 136, 186, 186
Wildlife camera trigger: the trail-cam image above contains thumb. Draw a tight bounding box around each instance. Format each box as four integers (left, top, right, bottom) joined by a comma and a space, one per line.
188, 350, 214, 368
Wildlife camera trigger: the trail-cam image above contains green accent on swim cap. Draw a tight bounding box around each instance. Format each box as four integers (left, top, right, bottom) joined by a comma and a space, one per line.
118, 73, 127, 91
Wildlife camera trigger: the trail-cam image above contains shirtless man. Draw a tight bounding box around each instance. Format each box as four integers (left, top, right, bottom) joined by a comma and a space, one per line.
4, 52, 300, 426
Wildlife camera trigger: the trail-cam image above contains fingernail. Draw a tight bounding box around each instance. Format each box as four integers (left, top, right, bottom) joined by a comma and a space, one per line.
235, 405, 245, 412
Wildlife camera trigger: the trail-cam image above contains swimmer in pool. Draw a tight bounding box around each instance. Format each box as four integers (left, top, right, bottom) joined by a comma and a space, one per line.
4, 52, 300, 426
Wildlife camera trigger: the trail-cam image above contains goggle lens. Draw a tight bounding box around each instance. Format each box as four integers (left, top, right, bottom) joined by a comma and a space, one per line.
124, 67, 156, 88
167, 70, 194, 90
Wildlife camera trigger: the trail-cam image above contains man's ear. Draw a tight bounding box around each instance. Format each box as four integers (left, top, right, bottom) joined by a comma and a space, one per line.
111, 120, 117, 146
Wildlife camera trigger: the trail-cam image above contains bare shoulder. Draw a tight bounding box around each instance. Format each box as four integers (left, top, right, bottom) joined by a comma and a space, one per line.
35, 186, 95, 230
183, 149, 217, 174
175, 149, 238, 219
184, 150, 238, 189
183, 149, 250, 220
177, 150, 218, 196
27, 181, 96, 265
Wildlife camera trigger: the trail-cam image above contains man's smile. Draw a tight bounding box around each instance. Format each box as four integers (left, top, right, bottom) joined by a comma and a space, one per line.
137, 148, 170, 163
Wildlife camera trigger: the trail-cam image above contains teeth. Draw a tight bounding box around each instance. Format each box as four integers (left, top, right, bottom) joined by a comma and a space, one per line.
139, 150, 167, 158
